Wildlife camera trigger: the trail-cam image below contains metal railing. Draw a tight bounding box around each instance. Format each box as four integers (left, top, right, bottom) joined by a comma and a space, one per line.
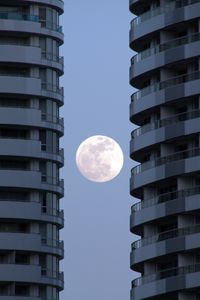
131, 185, 200, 212
131, 0, 199, 27
132, 32, 200, 63
132, 147, 200, 175
131, 109, 200, 138
0, 12, 63, 33
41, 237, 64, 249
0, 11, 39, 22
42, 206, 64, 220
41, 113, 64, 128
41, 83, 64, 95
132, 224, 200, 250
0, 71, 38, 79
132, 263, 200, 287
40, 20, 63, 33
41, 268, 64, 281
41, 52, 64, 65
131, 71, 200, 101
41, 145, 64, 157
41, 175, 64, 188
0, 40, 31, 46
0, 228, 39, 234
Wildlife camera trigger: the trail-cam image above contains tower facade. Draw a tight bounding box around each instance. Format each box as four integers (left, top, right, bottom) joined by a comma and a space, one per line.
129, 0, 200, 299
0, 1, 64, 299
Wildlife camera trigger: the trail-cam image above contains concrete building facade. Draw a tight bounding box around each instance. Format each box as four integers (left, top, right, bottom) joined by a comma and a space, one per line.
129, 0, 200, 299
0, 1, 64, 299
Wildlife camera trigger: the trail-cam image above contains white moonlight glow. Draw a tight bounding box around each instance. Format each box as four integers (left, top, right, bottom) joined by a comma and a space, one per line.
76, 135, 124, 182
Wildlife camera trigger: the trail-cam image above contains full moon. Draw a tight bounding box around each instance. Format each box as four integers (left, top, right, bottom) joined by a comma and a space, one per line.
76, 135, 124, 182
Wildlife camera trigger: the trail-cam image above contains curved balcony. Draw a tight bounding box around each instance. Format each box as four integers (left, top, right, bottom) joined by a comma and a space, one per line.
131, 264, 200, 299
132, 148, 200, 175
41, 83, 64, 105
130, 36, 200, 84
41, 52, 64, 74
0, 75, 64, 105
132, 263, 200, 287
132, 109, 200, 139
130, 84, 200, 124
41, 268, 64, 290
131, 71, 200, 100
0, 232, 64, 258
0, 262, 63, 290
0, 107, 64, 135
0, 16, 63, 45
41, 175, 64, 196
132, 32, 200, 64
0, 12, 63, 36
41, 113, 64, 135
0, 12, 39, 22
131, 225, 200, 268
131, 0, 198, 28
41, 207, 64, 228
0, 139, 64, 166
0, 200, 64, 227
0, 43, 64, 74
131, 191, 200, 236
41, 238, 64, 258
132, 224, 200, 250
130, 1, 200, 51
130, 149, 200, 195
132, 185, 200, 213
22, 0, 64, 14
130, 112, 200, 157
0, 170, 64, 197
41, 147, 64, 167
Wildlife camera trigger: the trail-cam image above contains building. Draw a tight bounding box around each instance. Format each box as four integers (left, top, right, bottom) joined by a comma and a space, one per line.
0, 0, 64, 299
129, 0, 200, 299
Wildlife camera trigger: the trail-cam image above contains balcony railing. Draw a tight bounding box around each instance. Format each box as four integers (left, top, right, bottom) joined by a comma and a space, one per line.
131, 0, 199, 27
0, 71, 38, 79
42, 206, 64, 220
132, 224, 200, 250
131, 71, 200, 101
41, 83, 64, 95
41, 144, 64, 157
41, 113, 64, 128
0, 11, 39, 22
41, 237, 64, 250
41, 268, 64, 282
132, 263, 200, 287
131, 32, 200, 63
132, 147, 200, 175
131, 109, 200, 138
0, 12, 63, 33
131, 185, 200, 212
40, 20, 63, 33
41, 52, 64, 65
41, 175, 64, 188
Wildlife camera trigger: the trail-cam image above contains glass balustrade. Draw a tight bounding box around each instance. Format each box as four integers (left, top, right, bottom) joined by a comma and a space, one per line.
132, 148, 200, 175
131, 186, 200, 212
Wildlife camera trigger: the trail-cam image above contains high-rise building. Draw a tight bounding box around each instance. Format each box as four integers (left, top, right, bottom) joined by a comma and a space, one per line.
129, 0, 200, 299
0, 1, 64, 299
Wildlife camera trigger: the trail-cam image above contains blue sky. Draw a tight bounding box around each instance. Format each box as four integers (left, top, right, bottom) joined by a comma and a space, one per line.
59, 1, 137, 299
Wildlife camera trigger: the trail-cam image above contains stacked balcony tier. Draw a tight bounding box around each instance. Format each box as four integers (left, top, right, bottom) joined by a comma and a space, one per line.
129, 0, 200, 300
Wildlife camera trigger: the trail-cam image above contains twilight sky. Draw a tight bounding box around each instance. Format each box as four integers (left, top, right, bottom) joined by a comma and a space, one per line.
59, 1, 137, 299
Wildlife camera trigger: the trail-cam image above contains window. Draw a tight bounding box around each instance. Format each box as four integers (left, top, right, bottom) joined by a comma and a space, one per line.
15, 284, 29, 296
0, 128, 28, 139
15, 252, 29, 264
